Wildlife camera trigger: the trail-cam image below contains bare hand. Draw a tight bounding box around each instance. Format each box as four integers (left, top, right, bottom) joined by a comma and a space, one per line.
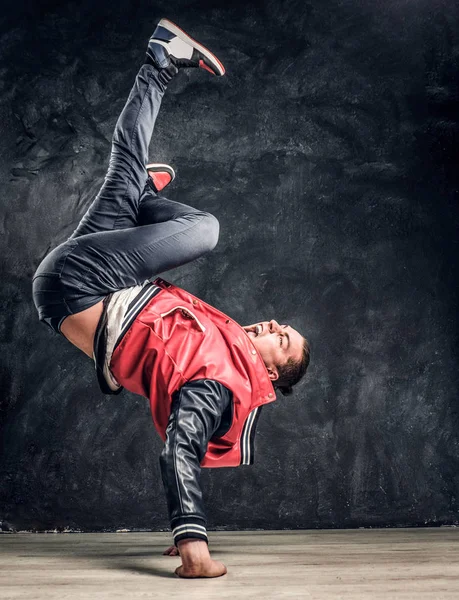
175, 559, 227, 578
175, 539, 227, 578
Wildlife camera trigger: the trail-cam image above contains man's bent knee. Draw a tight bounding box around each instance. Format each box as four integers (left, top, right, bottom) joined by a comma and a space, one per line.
200, 212, 220, 253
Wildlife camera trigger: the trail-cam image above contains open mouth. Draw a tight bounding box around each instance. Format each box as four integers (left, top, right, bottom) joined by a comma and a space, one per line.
245, 324, 263, 337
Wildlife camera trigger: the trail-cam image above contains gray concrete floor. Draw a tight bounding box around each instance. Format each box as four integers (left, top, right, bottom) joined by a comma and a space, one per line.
0, 529, 458, 599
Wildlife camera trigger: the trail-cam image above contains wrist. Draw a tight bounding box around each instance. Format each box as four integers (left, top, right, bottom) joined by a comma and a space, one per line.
177, 539, 211, 566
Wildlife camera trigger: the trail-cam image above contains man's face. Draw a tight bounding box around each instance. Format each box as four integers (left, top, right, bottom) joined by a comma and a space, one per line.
242, 320, 304, 381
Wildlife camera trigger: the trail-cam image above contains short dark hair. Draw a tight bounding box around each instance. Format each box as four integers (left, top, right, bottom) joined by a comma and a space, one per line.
274, 336, 310, 396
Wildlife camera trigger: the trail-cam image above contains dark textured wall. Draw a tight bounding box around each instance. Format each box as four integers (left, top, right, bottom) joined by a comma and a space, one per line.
1, 0, 458, 532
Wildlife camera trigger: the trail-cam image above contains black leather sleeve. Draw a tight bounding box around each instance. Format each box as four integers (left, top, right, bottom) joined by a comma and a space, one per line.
159, 379, 233, 546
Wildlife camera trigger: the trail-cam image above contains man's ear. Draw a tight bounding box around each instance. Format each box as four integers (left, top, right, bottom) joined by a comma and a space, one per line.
267, 367, 279, 381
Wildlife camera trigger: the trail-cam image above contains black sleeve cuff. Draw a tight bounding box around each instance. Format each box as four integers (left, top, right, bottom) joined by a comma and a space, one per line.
172, 517, 208, 546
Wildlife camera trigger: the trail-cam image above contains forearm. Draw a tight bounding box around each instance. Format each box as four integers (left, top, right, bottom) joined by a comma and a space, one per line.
159, 379, 233, 546
159, 428, 208, 546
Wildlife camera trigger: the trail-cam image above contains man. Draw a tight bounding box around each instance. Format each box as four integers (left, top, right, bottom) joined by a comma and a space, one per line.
32, 18, 311, 578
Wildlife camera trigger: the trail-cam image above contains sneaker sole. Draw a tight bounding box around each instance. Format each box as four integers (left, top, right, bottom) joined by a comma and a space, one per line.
146, 163, 176, 181
158, 18, 225, 76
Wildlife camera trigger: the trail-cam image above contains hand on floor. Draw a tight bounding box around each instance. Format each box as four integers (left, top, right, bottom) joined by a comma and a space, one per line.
175, 539, 227, 578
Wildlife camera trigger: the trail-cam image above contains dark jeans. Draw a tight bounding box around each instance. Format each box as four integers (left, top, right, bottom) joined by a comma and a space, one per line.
32, 64, 220, 334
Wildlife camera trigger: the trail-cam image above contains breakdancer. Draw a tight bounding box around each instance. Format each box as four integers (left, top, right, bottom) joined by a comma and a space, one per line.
32, 19, 311, 578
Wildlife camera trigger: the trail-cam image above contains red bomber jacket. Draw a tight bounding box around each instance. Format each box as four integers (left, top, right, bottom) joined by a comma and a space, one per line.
110, 277, 277, 468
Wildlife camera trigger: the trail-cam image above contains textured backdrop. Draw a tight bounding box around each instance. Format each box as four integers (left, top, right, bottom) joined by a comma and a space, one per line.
0, 0, 458, 531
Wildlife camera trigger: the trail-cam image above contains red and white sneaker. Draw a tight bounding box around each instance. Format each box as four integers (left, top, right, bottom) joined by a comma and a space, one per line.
147, 18, 225, 76
146, 163, 176, 193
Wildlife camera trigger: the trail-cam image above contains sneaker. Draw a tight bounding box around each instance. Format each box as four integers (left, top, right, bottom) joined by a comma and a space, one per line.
146, 163, 176, 193
147, 18, 225, 76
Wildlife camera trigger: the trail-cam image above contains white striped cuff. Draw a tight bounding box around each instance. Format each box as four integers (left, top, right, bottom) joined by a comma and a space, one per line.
172, 522, 208, 545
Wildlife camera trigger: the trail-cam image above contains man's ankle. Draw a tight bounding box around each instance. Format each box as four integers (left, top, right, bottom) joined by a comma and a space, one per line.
143, 59, 178, 85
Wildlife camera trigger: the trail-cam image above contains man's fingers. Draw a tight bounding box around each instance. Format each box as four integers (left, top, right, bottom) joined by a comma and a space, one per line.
163, 545, 180, 556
